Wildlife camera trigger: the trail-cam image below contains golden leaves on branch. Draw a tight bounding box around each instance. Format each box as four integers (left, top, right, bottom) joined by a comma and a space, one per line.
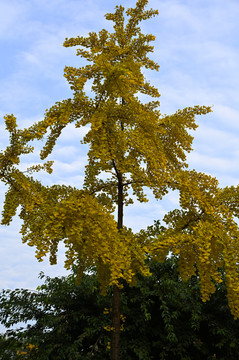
18, 186, 150, 292
152, 170, 239, 317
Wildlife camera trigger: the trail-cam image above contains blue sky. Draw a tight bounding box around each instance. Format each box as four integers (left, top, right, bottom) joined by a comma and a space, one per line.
0, 0, 239, 299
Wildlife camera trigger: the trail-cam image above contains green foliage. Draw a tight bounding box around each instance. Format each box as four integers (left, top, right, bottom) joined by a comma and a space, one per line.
0, 270, 111, 359
1, 258, 239, 359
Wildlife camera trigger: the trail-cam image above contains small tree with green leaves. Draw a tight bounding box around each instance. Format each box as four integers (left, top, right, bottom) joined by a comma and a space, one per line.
1, 258, 239, 359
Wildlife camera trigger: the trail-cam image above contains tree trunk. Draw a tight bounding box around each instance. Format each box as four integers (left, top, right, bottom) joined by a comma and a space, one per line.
111, 284, 121, 360
111, 168, 123, 360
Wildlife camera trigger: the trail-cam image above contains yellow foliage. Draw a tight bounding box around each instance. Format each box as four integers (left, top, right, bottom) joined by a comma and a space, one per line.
17, 343, 38, 358
1, 0, 239, 319
153, 170, 239, 317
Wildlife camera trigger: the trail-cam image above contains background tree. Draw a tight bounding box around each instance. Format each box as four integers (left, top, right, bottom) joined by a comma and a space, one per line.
1, 0, 239, 359
1, 257, 239, 360
0, 269, 111, 360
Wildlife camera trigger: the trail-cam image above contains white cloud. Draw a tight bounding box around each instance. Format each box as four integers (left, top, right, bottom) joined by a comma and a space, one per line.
53, 159, 86, 175
58, 123, 89, 142
188, 151, 239, 186
213, 105, 239, 131
193, 123, 239, 153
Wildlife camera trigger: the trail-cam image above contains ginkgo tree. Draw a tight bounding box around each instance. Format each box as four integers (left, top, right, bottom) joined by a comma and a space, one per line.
1, 1, 239, 359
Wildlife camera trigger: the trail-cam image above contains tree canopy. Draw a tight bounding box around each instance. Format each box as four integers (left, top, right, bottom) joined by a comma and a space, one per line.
1, 0, 239, 358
